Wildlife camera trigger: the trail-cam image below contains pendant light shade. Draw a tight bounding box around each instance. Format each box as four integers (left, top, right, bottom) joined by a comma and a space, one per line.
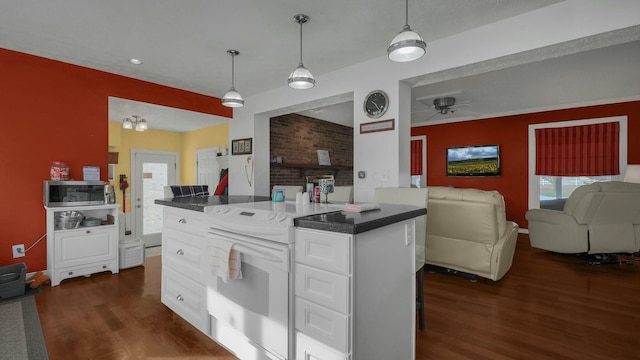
388, 0, 426, 62
288, 14, 315, 89
222, 49, 244, 107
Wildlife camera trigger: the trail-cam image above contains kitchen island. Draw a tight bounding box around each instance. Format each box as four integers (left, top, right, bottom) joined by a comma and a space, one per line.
155, 196, 425, 360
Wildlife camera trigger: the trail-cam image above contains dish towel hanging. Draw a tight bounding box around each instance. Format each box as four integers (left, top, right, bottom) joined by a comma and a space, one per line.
210, 241, 243, 283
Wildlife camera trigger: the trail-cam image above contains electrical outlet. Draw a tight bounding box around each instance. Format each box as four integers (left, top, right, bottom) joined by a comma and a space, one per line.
12, 244, 25, 258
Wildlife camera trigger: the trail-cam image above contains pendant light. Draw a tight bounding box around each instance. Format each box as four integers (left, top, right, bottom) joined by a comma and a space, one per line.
288, 14, 315, 89
387, 0, 426, 62
222, 49, 244, 107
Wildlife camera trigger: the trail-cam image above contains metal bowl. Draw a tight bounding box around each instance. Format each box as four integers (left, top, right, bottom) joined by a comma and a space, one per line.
81, 217, 101, 227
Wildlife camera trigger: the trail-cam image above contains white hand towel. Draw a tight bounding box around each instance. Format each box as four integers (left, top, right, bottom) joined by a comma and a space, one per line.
342, 203, 381, 213
210, 241, 243, 283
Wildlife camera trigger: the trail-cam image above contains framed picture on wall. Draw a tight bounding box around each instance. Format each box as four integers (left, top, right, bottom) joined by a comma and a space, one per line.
232, 138, 252, 155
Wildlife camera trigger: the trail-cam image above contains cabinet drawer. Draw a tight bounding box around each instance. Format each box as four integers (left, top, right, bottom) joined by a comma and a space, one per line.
162, 266, 207, 333
163, 207, 206, 236
163, 228, 207, 280
54, 228, 117, 269
297, 331, 350, 360
295, 229, 351, 274
54, 261, 117, 286
295, 264, 349, 314
295, 298, 350, 353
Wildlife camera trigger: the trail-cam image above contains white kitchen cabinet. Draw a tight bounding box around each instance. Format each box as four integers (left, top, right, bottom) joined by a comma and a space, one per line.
294, 220, 416, 360
160, 206, 209, 335
45, 204, 120, 286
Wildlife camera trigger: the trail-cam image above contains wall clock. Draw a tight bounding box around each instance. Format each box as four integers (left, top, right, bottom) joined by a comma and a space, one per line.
363, 90, 389, 118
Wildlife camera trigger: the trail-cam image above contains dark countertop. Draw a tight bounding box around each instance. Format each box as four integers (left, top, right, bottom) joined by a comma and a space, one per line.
294, 204, 426, 235
154, 195, 271, 212
155, 196, 426, 235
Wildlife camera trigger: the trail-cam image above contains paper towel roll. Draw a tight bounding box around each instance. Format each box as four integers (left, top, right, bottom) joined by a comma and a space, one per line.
295, 192, 303, 204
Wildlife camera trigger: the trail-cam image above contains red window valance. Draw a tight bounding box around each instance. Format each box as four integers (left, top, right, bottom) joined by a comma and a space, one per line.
535, 121, 619, 176
411, 139, 423, 176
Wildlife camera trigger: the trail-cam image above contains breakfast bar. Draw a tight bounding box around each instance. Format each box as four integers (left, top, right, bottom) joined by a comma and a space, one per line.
155, 196, 425, 360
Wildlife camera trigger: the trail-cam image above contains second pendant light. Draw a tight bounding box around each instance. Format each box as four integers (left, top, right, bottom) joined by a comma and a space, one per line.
288, 14, 315, 89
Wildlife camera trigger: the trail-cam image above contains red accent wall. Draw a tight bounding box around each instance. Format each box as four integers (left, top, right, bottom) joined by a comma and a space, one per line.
411, 101, 640, 229
0, 48, 231, 271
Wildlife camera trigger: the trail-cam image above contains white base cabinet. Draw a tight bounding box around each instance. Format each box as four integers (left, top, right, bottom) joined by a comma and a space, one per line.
45, 204, 120, 286
294, 220, 416, 360
160, 207, 209, 335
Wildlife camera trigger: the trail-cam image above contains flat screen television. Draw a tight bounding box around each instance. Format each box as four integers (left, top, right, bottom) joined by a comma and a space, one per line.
446, 144, 501, 176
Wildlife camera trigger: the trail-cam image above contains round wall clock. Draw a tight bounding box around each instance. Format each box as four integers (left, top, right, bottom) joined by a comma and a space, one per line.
364, 90, 389, 118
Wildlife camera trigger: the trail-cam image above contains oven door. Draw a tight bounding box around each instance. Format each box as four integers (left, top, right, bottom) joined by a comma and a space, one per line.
206, 229, 290, 359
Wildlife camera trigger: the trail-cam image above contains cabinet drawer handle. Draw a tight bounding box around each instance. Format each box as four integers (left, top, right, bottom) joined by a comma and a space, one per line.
68, 271, 73, 275
86, 230, 91, 234
102, 265, 107, 269
178, 218, 187, 224
176, 294, 184, 301
176, 249, 184, 255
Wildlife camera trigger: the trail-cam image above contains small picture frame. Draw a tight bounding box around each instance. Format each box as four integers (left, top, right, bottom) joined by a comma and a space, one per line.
360, 118, 395, 134
232, 138, 252, 155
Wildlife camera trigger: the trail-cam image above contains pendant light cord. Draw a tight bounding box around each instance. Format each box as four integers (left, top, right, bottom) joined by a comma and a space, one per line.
231, 53, 236, 90
405, 0, 409, 27
298, 20, 304, 66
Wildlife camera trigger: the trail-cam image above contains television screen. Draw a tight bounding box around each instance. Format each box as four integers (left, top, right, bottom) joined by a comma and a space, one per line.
446, 144, 501, 176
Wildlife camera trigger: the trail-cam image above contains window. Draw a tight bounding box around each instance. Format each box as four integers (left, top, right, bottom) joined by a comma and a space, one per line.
528, 116, 627, 210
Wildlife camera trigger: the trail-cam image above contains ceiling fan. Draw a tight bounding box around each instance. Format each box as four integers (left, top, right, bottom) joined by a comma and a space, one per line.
415, 96, 478, 121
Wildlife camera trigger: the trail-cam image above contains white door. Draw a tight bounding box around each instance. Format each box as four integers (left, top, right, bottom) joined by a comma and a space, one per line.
410, 135, 427, 187
196, 147, 219, 191
131, 150, 179, 248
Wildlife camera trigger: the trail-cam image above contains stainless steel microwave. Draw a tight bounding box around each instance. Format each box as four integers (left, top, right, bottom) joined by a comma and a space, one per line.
43, 180, 106, 207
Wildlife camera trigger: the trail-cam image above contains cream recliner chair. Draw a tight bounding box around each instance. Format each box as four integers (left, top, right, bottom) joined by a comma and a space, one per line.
374, 187, 428, 330
327, 186, 354, 204
526, 181, 640, 256
425, 186, 519, 281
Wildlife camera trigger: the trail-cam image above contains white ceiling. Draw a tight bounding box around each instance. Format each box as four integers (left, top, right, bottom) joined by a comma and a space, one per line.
2, 1, 639, 131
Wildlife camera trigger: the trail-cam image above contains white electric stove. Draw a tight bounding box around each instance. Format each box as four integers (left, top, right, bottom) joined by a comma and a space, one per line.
203, 200, 344, 360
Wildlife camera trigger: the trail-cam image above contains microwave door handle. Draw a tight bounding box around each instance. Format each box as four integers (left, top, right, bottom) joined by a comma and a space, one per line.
232, 244, 283, 264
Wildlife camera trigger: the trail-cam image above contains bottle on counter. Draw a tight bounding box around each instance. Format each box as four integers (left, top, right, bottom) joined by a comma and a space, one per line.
314, 186, 320, 203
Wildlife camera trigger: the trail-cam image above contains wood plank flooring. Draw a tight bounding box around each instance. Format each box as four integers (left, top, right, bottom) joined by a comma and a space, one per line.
35, 234, 640, 359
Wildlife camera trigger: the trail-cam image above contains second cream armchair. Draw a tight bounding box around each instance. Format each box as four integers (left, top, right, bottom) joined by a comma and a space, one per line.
425, 186, 519, 281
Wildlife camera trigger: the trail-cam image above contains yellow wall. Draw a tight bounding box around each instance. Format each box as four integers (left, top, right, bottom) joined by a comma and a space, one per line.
182, 122, 229, 184
108, 121, 228, 212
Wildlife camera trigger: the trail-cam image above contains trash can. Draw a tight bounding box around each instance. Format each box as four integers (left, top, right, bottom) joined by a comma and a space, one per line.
0, 263, 26, 299
119, 238, 145, 269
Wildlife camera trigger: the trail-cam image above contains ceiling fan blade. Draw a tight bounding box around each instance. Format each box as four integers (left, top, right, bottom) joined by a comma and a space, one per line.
451, 108, 481, 116
424, 111, 441, 121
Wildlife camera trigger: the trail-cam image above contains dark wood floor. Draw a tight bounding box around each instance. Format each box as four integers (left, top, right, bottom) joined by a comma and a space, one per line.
35, 234, 640, 359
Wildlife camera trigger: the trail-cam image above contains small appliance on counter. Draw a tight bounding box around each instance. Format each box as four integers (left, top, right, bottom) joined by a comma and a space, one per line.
43, 180, 106, 207
104, 183, 116, 204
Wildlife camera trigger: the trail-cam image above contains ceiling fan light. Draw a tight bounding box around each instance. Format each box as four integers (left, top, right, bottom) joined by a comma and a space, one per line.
288, 65, 315, 89
388, 27, 426, 62
122, 118, 133, 129
222, 88, 245, 107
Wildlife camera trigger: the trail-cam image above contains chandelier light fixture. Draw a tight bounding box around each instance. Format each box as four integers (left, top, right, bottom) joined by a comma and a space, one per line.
288, 14, 315, 89
387, 0, 426, 62
122, 115, 148, 132
222, 49, 244, 107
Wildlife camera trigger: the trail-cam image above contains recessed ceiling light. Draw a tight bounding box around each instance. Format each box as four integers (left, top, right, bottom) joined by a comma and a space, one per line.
129, 58, 143, 65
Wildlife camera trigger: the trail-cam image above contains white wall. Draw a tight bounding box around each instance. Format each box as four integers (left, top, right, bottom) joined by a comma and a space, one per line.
227, 0, 640, 201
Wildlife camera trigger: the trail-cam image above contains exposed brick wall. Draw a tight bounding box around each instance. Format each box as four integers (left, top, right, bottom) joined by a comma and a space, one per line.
270, 114, 353, 188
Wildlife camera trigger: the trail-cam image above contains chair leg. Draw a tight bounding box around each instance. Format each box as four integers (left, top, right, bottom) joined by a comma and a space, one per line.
416, 267, 425, 331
